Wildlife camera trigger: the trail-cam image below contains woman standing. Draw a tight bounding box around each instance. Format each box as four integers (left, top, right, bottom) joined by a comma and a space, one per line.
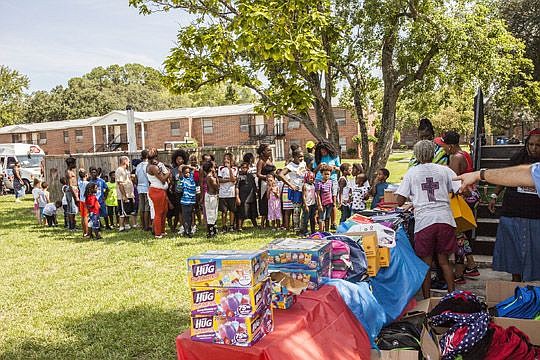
256, 144, 276, 228
12, 161, 24, 202
437, 131, 479, 284
487, 129, 540, 281
147, 148, 170, 239
312, 141, 341, 230
169, 149, 189, 232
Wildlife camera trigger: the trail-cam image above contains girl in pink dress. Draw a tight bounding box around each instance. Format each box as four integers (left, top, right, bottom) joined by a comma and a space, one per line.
266, 174, 282, 228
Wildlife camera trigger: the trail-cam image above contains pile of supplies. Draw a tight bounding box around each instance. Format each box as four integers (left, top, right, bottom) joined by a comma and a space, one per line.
187, 250, 273, 347
377, 284, 540, 359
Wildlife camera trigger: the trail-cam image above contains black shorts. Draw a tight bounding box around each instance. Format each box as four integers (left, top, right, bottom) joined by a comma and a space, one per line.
219, 197, 237, 212
118, 199, 135, 217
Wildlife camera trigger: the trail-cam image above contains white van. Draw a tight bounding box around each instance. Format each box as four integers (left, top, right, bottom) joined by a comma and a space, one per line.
0, 143, 45, 193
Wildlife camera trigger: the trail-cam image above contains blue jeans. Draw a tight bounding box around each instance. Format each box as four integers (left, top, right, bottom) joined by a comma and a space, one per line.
300, 205, 317, 234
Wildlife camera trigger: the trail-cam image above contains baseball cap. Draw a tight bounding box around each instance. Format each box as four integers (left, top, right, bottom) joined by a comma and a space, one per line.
442, 131, 460, 145
306, 141, 315, 149
434, 137, 445, 146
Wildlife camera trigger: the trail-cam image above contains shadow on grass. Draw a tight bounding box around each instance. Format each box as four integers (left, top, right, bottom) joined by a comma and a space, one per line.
0, 306, 188, 360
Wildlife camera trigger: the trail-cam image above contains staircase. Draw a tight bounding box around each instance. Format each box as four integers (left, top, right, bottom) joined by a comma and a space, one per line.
473, 144, 522, 255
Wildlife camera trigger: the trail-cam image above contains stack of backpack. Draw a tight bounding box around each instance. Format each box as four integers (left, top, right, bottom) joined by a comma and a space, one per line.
323, 234, 368, 283
492, 285, 540, 319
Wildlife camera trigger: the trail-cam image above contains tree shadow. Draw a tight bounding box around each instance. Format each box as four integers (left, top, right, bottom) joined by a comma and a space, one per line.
0, 306, 188, 360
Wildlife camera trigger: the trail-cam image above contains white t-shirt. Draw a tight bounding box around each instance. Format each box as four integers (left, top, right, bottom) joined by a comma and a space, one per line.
218, 166, 238, 198
38, 189, 49, 207
286, 161, 307, 189
349, 183, 370, 211
32, 187, 41, 204
115, 166, 134, 199
396, 163, 457, 233
42, 203, 57, 216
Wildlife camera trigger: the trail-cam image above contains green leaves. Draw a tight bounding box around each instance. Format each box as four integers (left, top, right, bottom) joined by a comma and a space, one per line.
0, 65, 29, 126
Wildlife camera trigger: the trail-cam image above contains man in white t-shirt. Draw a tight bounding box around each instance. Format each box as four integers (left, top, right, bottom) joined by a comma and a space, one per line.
396, 140, 457, 298
218, 153, 238, 231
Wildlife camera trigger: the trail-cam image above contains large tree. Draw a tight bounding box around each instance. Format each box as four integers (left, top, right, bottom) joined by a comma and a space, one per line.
24, 63, 255, 122
0, 65, 29, 126
130, 0, 527, 178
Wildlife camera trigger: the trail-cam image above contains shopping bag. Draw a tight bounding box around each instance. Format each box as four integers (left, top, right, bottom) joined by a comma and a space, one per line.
449, 193, 476, 232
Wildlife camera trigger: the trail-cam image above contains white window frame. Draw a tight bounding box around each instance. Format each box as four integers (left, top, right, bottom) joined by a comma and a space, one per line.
203, 119, 213, 134
171, 122, 181, 136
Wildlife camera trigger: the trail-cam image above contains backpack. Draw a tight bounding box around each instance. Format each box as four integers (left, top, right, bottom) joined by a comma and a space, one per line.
376, 320, 422, 351
494, 285, 540, 319
329, 239, 352, 279
324, 235, 368, 283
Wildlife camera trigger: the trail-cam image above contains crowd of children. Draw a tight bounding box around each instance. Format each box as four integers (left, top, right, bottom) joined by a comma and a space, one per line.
26, 143, 391, 240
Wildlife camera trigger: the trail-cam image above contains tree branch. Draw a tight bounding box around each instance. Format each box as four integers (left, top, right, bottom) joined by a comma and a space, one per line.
396, 44, 439, 91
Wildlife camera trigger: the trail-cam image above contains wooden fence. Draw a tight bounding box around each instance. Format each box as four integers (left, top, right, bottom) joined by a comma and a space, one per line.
44, 145, 258, 201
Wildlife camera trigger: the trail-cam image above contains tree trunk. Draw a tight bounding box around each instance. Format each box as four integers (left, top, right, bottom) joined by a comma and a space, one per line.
370, 88, 398, 180
352, 87, 370, 169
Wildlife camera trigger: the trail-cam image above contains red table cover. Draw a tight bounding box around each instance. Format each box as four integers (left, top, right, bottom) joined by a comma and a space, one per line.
176, 285, 371, 360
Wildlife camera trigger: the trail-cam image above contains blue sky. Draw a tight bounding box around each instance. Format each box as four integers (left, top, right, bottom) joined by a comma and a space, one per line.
0, 0, 189, 92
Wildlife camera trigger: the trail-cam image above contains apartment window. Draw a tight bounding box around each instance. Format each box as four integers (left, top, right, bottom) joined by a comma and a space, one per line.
339, 137, 347, 153
12, 134, 21, 143
288, 119, 301, 130
240, 115, 250, 132
171, 122, 181, 136
38, 132, 47, 145
75, 129, 83, 143
203, 119, 213, 134
63, 130, 69, 144
335, 109, 346, 126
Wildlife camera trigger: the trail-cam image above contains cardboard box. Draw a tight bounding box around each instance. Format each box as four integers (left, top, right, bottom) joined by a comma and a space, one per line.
271, 294, 296, 309
375, 350, 420, 360
379, 247, 391, 267
190, 307, 273, 347
384, 189, 398, 204
348, 232, 379, 257
188, 250, 268, 288
367, 255, 381, 277
266, 238, 331, 270
190, 278, 271, 317
486, 280, 540, 346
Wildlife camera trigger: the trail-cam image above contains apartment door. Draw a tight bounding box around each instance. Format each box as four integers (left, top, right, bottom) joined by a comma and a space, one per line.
255, 115, 265, 136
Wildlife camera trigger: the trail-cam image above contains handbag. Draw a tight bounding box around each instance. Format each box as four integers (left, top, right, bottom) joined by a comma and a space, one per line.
449, 193, 476, 233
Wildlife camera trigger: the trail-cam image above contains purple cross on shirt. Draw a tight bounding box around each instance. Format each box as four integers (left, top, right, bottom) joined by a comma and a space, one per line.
421, 177, 439, 202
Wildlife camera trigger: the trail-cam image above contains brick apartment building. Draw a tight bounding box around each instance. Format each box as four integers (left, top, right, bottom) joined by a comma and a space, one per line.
0, 104, 370, 160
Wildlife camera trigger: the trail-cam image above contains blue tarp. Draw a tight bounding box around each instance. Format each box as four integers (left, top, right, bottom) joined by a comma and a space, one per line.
324, 226, 428, 345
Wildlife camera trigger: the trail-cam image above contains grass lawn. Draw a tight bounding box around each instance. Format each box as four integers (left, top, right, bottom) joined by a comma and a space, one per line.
0, 150, 412, 359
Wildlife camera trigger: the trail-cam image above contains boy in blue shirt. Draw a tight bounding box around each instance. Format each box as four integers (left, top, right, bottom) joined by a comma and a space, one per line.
180, 165, 197, 237
370, 168, 390, 209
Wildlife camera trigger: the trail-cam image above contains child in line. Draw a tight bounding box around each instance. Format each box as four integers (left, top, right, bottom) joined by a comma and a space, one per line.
370, 168, 390, 209
300, 171, 317, 235
78, 169, 89, 237
281, 149, 306, 231
350, 173, 370, 213
190, 154, 202, 232
105, 172, 118, 229
60, 177, 69, 228
218, 153, 238, 232
316, 165, 335, 232
37, 181, 50, 223
180, 165, 197, 238
32, 178, 42, 225
267, 174, 282, 229
42, 201, 62, 227
338, 163, 352, 223
203, 161, 219, 238
235, 162, 258, 231
85, 182, 102, 239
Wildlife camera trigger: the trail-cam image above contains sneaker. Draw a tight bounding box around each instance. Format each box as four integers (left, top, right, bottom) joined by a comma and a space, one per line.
454, 275, 466, 285
464, 267, 480, 277
192, 225, 197, 234
154, 234, 163, 239
124, 224, 131, 230
431, 280, 448, 292
132, 224, 139, 229
119, 227, 125, 232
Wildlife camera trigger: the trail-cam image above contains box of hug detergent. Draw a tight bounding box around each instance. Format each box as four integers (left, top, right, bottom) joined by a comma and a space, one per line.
190, 278, 272, 317
190, 307, 274, 346
188, 250, 268, 288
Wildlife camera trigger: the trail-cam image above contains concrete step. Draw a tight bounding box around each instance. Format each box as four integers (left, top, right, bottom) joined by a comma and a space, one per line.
475, 218, 499, 237
475, 236, 496, 242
